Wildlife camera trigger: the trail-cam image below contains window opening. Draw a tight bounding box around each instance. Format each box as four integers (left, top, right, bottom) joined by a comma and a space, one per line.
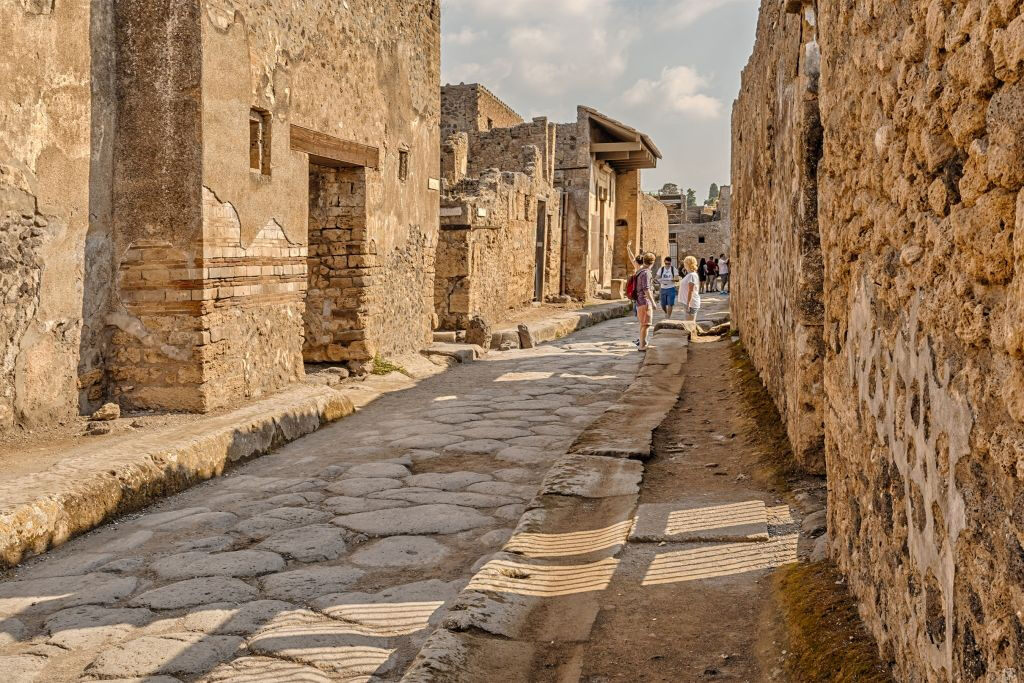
698, 235, 706, 244
249, 109, 271, 175
398, 149, 409, 182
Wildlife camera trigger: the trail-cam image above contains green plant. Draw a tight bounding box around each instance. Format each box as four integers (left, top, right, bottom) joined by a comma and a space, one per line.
372, 354, 409, 376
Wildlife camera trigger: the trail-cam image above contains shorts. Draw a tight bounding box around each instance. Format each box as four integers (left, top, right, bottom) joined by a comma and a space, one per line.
637, 304, 651, 326
659, 287, 677, 307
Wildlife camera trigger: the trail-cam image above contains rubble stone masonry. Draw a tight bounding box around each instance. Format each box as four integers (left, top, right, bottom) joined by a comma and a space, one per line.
441, 83, 524, 138
734, 0, 1024, 678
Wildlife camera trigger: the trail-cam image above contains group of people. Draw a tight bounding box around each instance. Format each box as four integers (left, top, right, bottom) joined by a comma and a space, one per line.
697, 255, 731, 294
626, 242, 731, 352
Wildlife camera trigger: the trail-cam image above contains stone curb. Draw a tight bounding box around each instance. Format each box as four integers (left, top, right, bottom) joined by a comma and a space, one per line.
401, 324, 687, 680
0, 385, 357, 569
490, 300, 633, 350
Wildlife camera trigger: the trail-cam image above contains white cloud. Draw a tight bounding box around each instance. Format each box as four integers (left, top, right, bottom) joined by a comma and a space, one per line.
657, 0, 757, 28
443, 27, 486, 46
622, 65, 722, 119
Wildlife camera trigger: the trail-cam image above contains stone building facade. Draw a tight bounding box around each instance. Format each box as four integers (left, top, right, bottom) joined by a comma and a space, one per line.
1, 0, 440, 425
556, 107, 663, 298
659, 185, 732, 263
734, 0, 1024, 678
435, 113, 562, 329
440, 83, 524, 139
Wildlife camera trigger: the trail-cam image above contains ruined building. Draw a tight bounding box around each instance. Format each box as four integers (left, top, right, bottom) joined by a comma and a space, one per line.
435, 87, 667, 329
435, 86, 561, 329
556, 106, 667, 298
1, 0, 441, 427
658, 184, 732, 262
733, 0, 1024, 678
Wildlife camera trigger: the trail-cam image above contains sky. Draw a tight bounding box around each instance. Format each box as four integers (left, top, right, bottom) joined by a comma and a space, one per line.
440, 0, 761, 200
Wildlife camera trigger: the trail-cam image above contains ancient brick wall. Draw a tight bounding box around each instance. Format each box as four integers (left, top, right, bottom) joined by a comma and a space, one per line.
671, 220, 731, 266
435, 168, 561, 329
735, 0, 1024, 678
441, 83, 524, 138
639, 192, 669, 266
731, 0, 825, 473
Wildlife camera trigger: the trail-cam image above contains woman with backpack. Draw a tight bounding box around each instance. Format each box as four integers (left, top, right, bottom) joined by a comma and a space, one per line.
634, 252, 656, 351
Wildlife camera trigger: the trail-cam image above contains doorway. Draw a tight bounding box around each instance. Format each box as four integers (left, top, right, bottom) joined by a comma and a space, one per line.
535, 200, 547, 300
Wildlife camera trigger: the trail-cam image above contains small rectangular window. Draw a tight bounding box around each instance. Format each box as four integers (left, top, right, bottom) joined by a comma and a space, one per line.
398, 149, 409, 182
487, 118, 494, 130
698, 235, 706, 244
249, 109, 271, 175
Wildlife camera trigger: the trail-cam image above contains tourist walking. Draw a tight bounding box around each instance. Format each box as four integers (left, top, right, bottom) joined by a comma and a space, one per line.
656, 256, 679, 319
718, 254, 730, 293
635, 253, 656, 351
681, 255, 701, 322
698, 257, 708, 293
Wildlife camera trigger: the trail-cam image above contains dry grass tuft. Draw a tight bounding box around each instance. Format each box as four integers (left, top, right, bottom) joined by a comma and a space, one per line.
773, 561, 893, 682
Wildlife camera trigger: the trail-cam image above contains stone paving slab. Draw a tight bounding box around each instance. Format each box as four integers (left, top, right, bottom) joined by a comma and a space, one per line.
629, 500, 771, 543
0, 385, 356, 569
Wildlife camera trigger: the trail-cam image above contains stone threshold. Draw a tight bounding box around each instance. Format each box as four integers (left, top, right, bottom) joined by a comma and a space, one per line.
0, 370, 437, 570
402, 323, 689, 680
489, 300, 634, 350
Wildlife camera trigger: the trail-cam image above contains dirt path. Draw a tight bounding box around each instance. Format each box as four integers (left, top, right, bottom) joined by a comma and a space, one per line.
578, 336, 815, 683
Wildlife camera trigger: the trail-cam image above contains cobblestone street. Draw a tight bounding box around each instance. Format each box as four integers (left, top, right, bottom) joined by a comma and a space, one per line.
0, 318, 643, 682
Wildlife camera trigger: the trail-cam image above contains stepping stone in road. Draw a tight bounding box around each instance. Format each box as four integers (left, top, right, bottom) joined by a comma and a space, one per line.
332, 504, 494, 536
629, 500, 770, 543
151, 550, 285, 580
350, 536, 451, 568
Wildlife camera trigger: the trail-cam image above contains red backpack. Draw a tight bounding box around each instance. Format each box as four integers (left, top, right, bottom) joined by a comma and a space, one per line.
626, 272, 639, 301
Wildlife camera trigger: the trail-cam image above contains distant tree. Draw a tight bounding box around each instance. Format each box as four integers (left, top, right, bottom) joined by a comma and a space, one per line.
685, 188, 696, 207
708, 183, 720, 201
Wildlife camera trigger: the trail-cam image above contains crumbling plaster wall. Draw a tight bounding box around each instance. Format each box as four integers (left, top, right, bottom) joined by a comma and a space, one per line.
731, 0, 825, 473
0, 0, 115, 429
736, 0, 1024, 678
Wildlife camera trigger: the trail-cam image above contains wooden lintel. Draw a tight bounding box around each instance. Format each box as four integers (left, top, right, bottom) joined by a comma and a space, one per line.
592, 141, 643, 153
596, 151, 632, 161
290, 124, 380, 169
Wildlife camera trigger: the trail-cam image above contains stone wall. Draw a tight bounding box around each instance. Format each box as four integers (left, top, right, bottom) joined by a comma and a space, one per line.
672, 219, 731, 265
435, 168, 561, 329
734, 0, 1024, 678
0, 0, 114, 429
465, 118, 556, 183
1, 0, 440, 421
639, 192, 669, 265
441, 83, 524, 138
731, 0, 825, 473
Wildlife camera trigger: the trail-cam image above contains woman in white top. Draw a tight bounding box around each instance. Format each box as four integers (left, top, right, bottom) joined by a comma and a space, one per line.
681, 255, 701, 322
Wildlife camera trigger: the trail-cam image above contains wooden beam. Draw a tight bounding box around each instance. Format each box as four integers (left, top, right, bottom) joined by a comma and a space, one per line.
592, 141, 642, 153
596, 151, 632, 161
290, 125, 380, 169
